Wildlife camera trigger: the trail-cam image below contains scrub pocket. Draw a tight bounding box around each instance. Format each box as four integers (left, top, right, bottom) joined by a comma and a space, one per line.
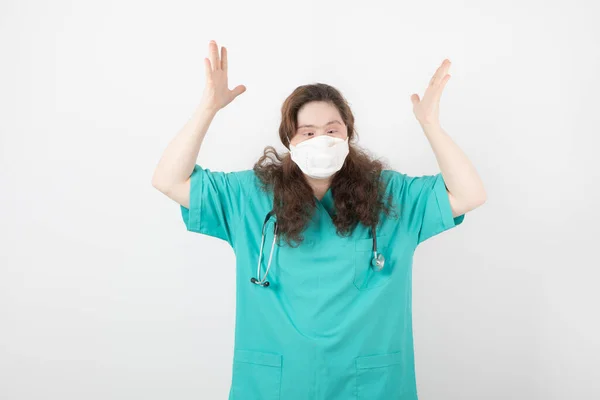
231, 349, 282, 400
353, 234, 391, 290
355, 351, 404, 399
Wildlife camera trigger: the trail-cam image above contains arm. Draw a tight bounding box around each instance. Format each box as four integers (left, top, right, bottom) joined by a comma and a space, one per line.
151, 104, 217, 209
421, 123, 487, 217
151, 40, 246, 208
410, 59, 487, 218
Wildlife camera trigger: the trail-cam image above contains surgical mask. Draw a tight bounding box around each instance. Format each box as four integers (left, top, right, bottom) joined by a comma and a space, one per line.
289, 135, 349, 179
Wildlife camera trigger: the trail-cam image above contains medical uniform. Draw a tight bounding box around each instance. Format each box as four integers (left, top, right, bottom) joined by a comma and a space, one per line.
180, 164, 465, 400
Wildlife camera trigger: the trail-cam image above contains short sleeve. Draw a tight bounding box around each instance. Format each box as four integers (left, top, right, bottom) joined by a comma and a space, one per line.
399, 172, 465, 245
179, 164, 251, 246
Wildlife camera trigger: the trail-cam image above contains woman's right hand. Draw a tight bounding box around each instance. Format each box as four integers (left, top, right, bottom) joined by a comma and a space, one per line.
200, 40, 246, 113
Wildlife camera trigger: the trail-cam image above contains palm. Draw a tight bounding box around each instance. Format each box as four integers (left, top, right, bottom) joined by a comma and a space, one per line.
202, 40, 246, 111
410, 59, 451, 126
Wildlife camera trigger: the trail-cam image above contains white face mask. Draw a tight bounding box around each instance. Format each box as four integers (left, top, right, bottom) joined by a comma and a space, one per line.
289, 135, 350, 179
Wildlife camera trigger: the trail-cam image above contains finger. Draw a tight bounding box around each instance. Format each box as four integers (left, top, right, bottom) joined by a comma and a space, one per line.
441, 60, 451, 81
204, 58, 212, 82
221, 46, 227, 71
209, 40, 220, 71
429, 59, 450, 87
232, 84, 246, 98
438, 74, 450, 93
410, 93, 420, 106
207, 42, 214, 71
430, 74, 450, 103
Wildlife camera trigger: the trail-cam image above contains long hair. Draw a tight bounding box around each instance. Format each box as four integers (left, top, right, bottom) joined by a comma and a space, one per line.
253, 83, 398, 248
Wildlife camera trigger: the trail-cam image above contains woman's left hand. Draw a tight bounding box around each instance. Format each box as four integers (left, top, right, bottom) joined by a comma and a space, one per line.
411, 59, 451, 127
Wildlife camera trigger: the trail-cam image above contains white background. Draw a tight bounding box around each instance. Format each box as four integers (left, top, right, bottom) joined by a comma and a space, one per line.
1, 0, 599, 399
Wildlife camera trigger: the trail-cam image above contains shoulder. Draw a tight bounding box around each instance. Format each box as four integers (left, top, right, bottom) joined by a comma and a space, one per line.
379, 169, 444, 205
380, 169, 405, 192
229, 169, 270, 198
231, 169, 256, 184
190, 167, 258, 196
380, 169, 440, 192
224, 169, 258, 194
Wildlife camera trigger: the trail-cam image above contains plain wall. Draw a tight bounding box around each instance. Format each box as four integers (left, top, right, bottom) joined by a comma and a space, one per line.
1, 0, 599, 399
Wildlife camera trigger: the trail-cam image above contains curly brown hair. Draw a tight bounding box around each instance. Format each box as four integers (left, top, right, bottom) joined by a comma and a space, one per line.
253, 83, 398, 248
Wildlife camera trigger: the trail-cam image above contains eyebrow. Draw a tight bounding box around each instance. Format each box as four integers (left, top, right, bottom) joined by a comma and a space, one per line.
297, 120, 343, 129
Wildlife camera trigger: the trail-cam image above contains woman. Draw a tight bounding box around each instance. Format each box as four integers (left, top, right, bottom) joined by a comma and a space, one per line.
152, 40, 486, 400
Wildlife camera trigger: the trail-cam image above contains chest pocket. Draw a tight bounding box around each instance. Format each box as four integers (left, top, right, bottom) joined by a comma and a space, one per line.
231, 349, 282, 400
353, 234, 391, 290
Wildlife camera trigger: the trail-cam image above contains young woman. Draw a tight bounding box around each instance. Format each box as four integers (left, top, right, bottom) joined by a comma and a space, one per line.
152, 40, 486, 400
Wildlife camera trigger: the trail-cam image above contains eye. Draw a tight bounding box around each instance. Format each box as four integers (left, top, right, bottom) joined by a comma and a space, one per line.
302, 130, 337, 136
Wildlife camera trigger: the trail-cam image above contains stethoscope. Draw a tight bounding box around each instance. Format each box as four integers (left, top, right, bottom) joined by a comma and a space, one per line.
250, 210, 385, 287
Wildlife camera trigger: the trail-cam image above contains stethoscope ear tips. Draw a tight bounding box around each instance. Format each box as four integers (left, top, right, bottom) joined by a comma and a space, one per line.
250, 277, 270, 287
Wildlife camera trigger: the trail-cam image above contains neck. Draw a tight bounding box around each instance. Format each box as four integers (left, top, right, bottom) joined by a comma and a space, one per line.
305, 175, 331, 200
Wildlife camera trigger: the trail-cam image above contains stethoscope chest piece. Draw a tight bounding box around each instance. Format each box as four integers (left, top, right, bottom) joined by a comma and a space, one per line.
371, 253, 385, 271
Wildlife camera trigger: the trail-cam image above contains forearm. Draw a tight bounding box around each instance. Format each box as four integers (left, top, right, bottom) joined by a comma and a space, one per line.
421, 123, 487, 205
151, 102, 218, 191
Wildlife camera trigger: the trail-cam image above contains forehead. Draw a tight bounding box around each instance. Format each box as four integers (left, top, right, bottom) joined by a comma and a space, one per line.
296, 101, 344, 129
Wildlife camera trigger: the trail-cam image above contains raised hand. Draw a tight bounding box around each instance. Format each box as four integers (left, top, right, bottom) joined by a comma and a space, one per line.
200, 40, 246, 113
410, 59, 451, 127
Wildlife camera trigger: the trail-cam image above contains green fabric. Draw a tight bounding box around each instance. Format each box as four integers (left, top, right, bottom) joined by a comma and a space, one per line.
180, 165, 465, 400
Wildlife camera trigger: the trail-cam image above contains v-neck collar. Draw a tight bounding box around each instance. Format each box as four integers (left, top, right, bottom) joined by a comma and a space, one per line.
314, 187, 335, 219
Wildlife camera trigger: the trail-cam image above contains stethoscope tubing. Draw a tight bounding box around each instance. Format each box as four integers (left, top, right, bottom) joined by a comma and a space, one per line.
252, 210, 384, 287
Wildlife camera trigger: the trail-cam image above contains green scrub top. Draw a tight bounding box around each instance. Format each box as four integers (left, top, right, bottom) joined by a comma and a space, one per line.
180, 164, 465, 400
